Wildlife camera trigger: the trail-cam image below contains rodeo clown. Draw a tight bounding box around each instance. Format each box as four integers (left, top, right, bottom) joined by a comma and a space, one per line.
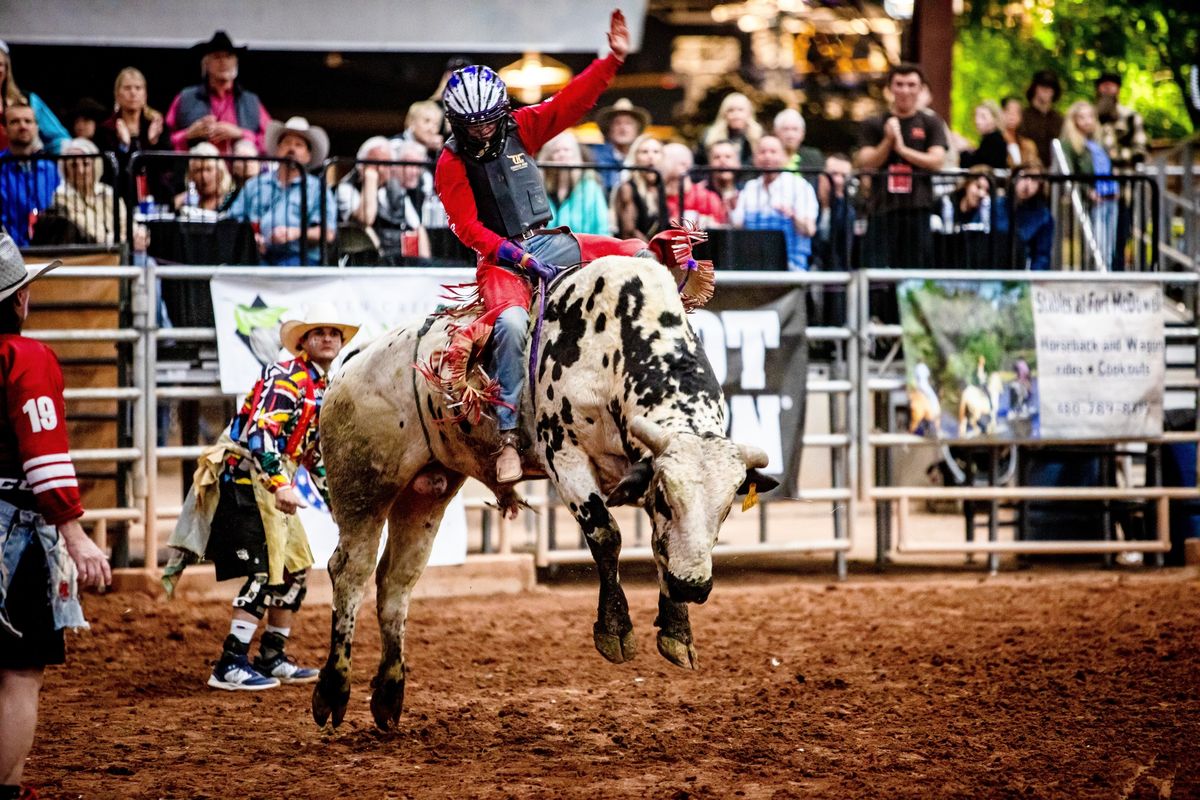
165, 303, 358, 691
436, 8, 709, 484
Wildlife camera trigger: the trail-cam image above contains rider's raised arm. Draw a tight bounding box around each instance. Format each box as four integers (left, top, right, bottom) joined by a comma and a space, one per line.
513, 53, 622, 155
434, 147, 507, 261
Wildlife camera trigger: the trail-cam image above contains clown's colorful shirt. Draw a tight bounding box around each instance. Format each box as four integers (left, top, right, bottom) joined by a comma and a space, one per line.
223, 352, 330, 502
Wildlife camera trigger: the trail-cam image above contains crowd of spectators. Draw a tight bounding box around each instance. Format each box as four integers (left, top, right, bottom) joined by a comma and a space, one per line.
0, 29, 1152, 273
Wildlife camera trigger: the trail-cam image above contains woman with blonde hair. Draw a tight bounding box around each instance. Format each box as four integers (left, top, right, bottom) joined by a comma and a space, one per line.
174, 142, 234, 212
96, 67, 164, 169
48, 137, 127, 244
695, 91, 762, 167
957, 100, 1009, 170
538, 130, 609, 235
1058, 100, 1118, 268
612, 133, 663, 240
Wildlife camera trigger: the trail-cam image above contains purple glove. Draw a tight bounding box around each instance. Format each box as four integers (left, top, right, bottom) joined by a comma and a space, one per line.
496, 240, 561, 282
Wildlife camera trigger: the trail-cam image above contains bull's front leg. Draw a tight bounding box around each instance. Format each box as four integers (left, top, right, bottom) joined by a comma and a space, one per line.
548, 445, 637, 664
655, 592, 699, 670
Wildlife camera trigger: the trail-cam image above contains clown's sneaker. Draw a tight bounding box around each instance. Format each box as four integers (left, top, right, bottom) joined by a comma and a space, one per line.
208, 653, 280, 691
255, 652, 319, 684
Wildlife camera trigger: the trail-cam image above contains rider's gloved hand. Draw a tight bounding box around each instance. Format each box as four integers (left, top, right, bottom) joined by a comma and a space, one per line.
497, 240, 561, 282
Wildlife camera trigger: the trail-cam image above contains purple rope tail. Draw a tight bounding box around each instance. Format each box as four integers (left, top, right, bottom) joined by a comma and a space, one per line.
528, 277, 547, 390
676, 258, 698, 293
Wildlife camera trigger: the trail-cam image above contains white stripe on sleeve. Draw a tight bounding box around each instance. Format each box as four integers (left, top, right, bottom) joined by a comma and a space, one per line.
31, 478, 79, 495
23, 453, 72, 471
26, 463, 77, 484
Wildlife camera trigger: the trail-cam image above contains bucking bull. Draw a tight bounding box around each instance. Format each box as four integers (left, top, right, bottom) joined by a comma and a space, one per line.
311, 254, 778, 731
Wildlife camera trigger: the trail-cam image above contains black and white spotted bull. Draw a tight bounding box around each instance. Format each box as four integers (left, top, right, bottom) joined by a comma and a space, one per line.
311, 256, 776, 730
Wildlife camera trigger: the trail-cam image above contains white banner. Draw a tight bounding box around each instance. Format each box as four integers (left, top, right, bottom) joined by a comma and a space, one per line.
210, 273, 473, 568
1033, 282, 1164, 438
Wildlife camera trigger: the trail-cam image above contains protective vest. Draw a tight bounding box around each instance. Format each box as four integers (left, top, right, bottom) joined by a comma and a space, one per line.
174, 84, 263, 137
446, 120, 551, 238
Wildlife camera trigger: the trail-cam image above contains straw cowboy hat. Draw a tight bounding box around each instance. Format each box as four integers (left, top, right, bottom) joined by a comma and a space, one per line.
264, 116, 330, 167
192, 30, 247, 56
278, 302, 359, 357
0, 233, 61, 303
595, 97, 651, 135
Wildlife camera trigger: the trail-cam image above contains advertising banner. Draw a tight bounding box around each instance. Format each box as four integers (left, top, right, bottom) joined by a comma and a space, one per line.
899, 279, 1164, 441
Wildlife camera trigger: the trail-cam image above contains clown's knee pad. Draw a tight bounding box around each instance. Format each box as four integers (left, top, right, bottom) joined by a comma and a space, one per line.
231, 573, 270, 618
267, 570, 308, 612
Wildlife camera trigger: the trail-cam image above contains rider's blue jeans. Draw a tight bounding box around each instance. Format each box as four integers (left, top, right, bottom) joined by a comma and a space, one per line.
491, 306, 529, 431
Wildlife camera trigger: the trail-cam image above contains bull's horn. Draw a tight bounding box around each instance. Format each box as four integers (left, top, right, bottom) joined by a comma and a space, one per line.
630, 416, 671, 457
737, 443, 769, 469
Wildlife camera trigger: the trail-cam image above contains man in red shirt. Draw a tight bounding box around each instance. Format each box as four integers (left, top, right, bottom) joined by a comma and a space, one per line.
437, 10, 704, 483
0, 233, 109, 800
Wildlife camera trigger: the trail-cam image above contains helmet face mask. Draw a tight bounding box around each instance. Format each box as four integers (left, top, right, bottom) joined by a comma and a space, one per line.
444, 65, 512, 160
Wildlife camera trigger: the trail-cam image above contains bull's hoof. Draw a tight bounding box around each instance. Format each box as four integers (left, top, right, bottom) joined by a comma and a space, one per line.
312, 673, 350, 729
369, 677, 406, 731
657, 633, 699, 670
593, 623, 638, 664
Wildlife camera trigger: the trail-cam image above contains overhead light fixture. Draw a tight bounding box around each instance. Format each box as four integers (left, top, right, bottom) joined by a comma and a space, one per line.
498, 52, 573, 105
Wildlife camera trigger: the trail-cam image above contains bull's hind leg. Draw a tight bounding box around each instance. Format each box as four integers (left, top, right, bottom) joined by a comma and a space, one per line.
548, 445, 637, 664
370, 470, 466, 731
312, 507, 387, 728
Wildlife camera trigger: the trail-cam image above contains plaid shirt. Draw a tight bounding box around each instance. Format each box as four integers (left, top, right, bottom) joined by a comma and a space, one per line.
1099, 104, 1148, 169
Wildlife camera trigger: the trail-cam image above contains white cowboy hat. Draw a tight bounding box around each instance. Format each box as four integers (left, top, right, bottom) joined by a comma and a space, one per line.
264, 116, 330, 167
278, 302, 359, 357
595, 97, 651, 134
0, 233, 62, 303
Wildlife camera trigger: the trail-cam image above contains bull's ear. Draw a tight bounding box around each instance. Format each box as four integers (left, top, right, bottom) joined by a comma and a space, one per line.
606, 460, 653, 507
737, 468, 779, 496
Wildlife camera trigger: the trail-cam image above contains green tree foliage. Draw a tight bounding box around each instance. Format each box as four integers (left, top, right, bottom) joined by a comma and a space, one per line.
952, 1, 1198, 143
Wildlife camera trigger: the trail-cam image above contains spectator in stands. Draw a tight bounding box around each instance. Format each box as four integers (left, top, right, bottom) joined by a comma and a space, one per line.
0, 233, 111, 800
65, 98, 106, 144
855, 63, 948, 270
165, 31, 271, 156
1018, 69, 1063, 170
47, 138, 125, 244
815, 152, 855, 270
392, 100, 444, 163
956, 101, 1009, 170
773, 109, 823, 175
591, 97, 650, 194
0, 103, 59, 248
731, 135, 818, 271
1095, 72, 1147, 270
661, 142, 726, 227
699, 139, 743, 214
0, 41, 70, 154
226, 116, 335, 265
1012, 165, 1054, 271
1000, 96, 1039, 169
342, 138, 437, 262
96, 68, 164, 171
173, 142, 234, 212
539, 131, 609, 235
224, 138, 261, 205
1095, 72, 1147, 171
936, 166, 994, 268
612, 133, 663, 241
695, 92, 761, 168
1059, 100, 1118, 269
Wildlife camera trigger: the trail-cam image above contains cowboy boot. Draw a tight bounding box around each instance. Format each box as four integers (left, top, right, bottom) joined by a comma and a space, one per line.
496, 432, 522, 483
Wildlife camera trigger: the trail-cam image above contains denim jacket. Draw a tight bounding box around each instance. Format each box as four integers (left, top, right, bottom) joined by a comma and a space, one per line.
0, 497, 87, 637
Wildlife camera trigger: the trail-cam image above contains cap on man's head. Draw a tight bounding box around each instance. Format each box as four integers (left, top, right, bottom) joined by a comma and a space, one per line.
1095, 71, 1122, 88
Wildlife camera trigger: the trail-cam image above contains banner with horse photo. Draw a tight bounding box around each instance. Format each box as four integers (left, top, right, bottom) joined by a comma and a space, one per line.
898, 280, 1038, 441
692, 284, 808, 496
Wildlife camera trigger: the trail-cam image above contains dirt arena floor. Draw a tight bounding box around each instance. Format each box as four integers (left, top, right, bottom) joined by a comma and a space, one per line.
27, 567, 1200, 799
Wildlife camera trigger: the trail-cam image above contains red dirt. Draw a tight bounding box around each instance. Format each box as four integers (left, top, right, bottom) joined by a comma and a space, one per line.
26, 569, 1200, 799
